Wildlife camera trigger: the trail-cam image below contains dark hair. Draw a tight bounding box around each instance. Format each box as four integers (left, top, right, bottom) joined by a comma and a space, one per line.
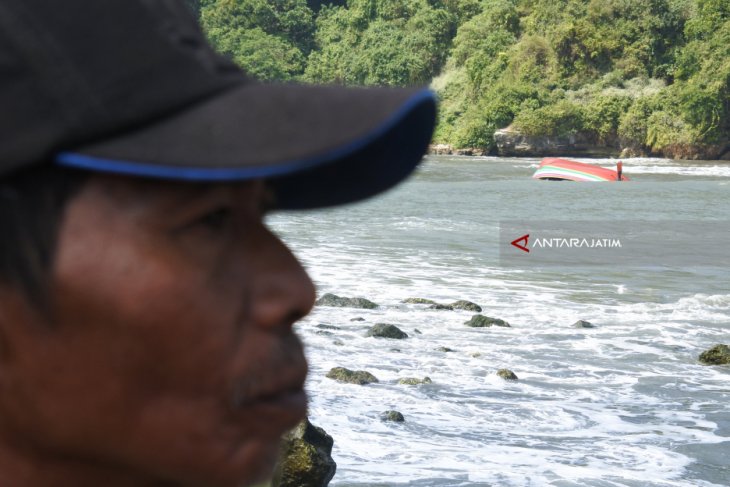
0, 165, 88, 306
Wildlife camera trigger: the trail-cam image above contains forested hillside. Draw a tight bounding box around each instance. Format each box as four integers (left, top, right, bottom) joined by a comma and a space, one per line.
192, 0, 729, 159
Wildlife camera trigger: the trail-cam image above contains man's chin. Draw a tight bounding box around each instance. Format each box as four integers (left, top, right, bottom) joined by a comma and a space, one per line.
162, 436, 281, 487
233, 438, 284, 487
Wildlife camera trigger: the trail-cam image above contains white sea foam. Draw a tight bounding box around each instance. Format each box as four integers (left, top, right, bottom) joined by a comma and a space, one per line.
628, 165, 730, 177
271, 157, 730, 486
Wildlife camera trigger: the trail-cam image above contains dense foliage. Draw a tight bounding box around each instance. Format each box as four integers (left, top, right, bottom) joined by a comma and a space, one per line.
199, 0, 729, 158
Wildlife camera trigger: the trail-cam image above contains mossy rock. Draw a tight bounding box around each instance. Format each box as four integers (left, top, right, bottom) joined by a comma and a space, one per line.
398, 376, 432, 385
402, 297, 438, 305
365, 323, 408, 339
699, 344, 730, 365
436, 346, 455, 352
326, 367, 379, 385
572, 320, 595, 328
316, 324, 341, 330
272, 418, 336, 487
315, 293, 378, 309
429, 303, 454, 310
465, 315, 511, 328
497, 369, 519, 381
450, 300, 482, 312
380, 410, 405, 422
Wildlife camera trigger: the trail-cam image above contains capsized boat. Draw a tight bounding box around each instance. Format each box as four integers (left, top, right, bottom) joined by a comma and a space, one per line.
532, 158, 628, 181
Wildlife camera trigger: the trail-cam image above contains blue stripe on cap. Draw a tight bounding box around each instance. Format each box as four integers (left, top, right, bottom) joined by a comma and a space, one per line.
56, 89, 436, 181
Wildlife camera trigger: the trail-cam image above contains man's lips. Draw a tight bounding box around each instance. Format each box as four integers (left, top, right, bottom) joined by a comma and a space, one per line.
231, 371, 306, 405
247, 387, 308, 414
229, 334, 309, 426
230, 362, 308, 423
231, 382, 308, 432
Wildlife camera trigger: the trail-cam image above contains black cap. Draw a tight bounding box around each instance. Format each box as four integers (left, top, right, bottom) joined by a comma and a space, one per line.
0, 0, 436, 209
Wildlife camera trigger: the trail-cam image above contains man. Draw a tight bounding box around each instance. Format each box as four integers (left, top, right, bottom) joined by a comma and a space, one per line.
0, 1, 435, 486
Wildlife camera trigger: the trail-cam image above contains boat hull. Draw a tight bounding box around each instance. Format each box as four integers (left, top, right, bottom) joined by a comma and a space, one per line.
533, 158, 628, 181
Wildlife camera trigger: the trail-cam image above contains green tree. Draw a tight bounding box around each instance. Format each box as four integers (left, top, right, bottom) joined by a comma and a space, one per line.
449, 0, 519, 91
512, 99, 585, 136
658, 0, 729, 148
201, 0, 315, 80
618, 96, 658, 150
197, 0, 730, 155
450, 0, 519, 69
305, 0, 455, 86
582, 94, 633, 144
212, 27, 307, 80
439, 0, 484, 25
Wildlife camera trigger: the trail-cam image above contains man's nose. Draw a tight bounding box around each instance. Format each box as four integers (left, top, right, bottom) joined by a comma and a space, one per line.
246, 226, 316, 332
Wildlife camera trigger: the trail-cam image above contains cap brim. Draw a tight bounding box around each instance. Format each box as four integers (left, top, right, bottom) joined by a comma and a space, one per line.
55, 83, 436, 210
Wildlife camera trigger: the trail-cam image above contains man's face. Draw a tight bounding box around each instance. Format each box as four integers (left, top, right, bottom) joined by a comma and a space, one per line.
0, 175, 315, 486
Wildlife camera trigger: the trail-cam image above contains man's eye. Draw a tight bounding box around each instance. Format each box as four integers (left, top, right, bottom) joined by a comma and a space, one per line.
194, 207, 233, 232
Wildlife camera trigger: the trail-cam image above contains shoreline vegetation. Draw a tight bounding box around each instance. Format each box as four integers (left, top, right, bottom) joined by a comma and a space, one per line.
191, 0, 729, 160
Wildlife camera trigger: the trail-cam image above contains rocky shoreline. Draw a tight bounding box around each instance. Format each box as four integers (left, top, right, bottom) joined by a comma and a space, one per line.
430, 127, 730, 160
271, 293, 730, 486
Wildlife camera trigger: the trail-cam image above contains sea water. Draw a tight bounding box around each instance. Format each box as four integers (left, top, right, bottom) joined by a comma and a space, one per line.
268, 156, 730, 487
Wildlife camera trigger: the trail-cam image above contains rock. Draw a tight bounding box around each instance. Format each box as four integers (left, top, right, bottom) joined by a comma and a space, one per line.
429, 303, 454, 310
454, 147, 486, 156
365, 323, 408, 339
620, 147, 646, 158
316, 324, 341, 330
413, 328, 423, 335
380, 410, 405, 422
398, 377, 433, 385
333, 340, 344, 346
315, 293, 378, 309
402, 297, 437, 305
465, 314, 511, 328
493, 126, 728, 160
497, 369, 519, 381
471, 352, 482, 358
350, 317, 365, 322
450, 300, 482, 312
699, 344, 730, 365
272, 418, 336, 487
429, 143, 453, 155
572, 320, 595, 328
428, 144, 488, 156
326, 367, 379, 385
436, 346, 455, 352
494, 126, 619, 158
660, 142, 730, 160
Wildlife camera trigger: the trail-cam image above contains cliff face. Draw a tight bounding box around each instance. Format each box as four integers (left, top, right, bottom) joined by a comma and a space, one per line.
492, 127, 730, 160
493, 127, 620, 158
655, 143, 730, 161
430, 127, 730, 160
